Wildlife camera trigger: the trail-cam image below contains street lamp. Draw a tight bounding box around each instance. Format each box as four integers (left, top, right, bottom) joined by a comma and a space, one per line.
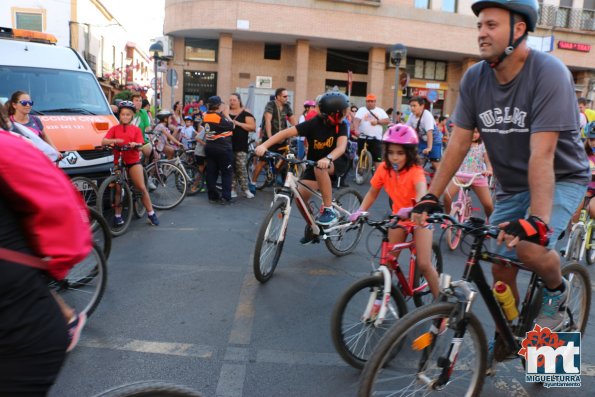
390, 43, 407, 123
149, 40, 164, 110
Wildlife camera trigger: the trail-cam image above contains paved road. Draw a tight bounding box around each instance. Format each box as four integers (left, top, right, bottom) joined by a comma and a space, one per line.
50, 183, 595, 397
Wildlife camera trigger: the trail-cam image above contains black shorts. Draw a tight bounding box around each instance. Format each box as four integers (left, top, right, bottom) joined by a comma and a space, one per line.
301, 155, 348, 181
357, 137, 382, 163
194, 155, 206, 166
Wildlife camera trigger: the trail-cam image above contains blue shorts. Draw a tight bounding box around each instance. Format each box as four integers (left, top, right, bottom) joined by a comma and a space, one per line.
418, 141, 442, 161
490, 182, 587, 258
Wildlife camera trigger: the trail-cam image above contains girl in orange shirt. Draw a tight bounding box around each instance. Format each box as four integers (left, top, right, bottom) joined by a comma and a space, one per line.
350, 124, 440, 298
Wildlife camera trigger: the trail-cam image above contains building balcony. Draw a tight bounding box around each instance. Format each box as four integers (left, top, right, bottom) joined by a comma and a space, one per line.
538, 5, 595, 32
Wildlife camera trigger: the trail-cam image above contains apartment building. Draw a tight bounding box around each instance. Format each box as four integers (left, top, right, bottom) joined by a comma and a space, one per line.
163, 0, 595, 118
1, 0, 151, 102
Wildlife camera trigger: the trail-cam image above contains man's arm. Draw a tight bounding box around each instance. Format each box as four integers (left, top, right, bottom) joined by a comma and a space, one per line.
427, 126, 474, 198
528, 132, 559, 224
378, 117, 390, 126
264, 112, 273, 139
352, 117, 362, 137
288, 114, 298, 126
255, 127, 299, 156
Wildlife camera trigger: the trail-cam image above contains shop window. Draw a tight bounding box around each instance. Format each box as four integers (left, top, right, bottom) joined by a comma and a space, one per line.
264, 43, 281, 60
185, 39, 218, 62
183, 71, 217, 104
325, 79, 368, 97
326, 49, 368, 74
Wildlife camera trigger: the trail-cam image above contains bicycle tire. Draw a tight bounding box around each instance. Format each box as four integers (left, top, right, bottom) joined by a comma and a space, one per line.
92, 381, 203, 397
146, 161, 187, 210
412, 242, 443, 307
325, 188, 364, 256
358, 302, 487, 397
355, 150, 372, 185
566, 227, 584, 262
88, 207, 112, 260
364, 226, 385, 258
187, 169, 205, 195
446, 207, 463, 251
585, 226, 595, 266
561, 262, 591, 333
252, 200, 287, 283
331, 274, 408, 369
48, 244, 107, 317
71, 176, 99, 207
97, 175, 134, 237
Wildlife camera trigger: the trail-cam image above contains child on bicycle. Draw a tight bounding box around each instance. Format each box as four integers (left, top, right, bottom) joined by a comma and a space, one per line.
254, 92, 349, 230
443, 128, 494, 218
153, 110, 182, 160
102, 101, 159, 226
179, 116, 196, 149
349, 124, 440, 298
572, 122, 595, 222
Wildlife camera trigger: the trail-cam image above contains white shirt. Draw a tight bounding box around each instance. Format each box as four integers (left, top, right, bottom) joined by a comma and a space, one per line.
355, 106, 388, 140
406, 109, 435, 142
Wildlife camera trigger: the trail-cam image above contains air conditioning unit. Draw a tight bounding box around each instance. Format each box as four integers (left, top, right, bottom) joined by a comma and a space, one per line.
153, 36, 173, 57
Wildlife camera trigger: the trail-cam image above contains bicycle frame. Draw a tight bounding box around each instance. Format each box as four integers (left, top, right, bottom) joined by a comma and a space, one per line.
452, 173, 481, 217
564, 196, 594, 262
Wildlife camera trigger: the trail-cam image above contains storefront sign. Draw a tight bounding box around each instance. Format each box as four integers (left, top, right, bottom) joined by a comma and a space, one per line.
408, 87, 445, 101
558, 41, 591, 53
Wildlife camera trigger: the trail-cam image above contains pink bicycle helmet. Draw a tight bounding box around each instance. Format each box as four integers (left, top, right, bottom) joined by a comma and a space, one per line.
383, 123, 418, 145
303, 100, 316, 107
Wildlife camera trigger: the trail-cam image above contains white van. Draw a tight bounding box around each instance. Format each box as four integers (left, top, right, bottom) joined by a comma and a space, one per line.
0, 27, 117, 176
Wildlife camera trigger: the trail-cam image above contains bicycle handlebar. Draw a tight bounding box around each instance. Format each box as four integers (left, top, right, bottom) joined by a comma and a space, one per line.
426, 213, 500, 239
95, 145, 139, 152
262, 151, 317, 167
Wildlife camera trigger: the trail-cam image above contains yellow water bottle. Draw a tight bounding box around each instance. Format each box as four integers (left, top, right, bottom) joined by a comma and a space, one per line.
493, 281, 518, 321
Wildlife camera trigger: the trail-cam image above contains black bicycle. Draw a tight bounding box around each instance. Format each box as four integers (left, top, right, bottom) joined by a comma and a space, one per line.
359, 214, 591, 397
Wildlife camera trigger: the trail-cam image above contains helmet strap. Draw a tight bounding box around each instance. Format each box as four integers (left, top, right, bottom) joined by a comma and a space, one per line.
489, 12, 527, 69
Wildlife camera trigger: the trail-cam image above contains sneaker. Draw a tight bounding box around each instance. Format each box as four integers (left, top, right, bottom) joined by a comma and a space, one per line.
147, 178, 157, 191
534, 278, 569, 331
66, 311, 87, 353
114, 216, 125, 227
243, 190, 255, 199
231, 190, 238, 198
147, 213, 160, 226
316, 207, 338, 226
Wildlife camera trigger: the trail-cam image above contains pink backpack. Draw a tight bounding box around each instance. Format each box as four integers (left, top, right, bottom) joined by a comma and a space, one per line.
0, 129, 92, 280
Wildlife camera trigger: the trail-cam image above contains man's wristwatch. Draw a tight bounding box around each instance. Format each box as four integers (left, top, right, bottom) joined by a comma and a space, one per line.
326, 155, 333, 163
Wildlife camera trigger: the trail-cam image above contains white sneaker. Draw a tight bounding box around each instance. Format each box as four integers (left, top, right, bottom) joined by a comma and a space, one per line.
244, 190, 255, 199
231, 190, 238, 198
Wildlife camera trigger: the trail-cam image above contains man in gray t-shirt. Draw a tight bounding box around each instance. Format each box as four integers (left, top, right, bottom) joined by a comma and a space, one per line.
412, 0, 589, 335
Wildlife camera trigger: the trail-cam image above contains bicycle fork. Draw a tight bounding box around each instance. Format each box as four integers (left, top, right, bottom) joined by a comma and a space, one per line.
362, 267, 392, 327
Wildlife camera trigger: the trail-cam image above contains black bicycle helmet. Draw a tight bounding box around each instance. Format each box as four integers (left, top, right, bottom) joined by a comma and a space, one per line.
156, 110, 172, 122
586, 121, 595, 139
318, 92, 349, 126
118, 100, 136, 113
471, 0, 538, 67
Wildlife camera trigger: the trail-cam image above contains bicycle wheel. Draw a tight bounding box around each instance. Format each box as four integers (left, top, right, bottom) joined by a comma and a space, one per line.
355, 150, 372, 185
331, 274, 408, 369
92, 381, 203, 397
566, 227, 584, 262
71, 176, 99, 207
252, 200, 288, 283
188, 168, 205, 195
97, 175, 133, 237
325, 188, 364, 256
146, 161, 187, 210
412, 242, 443, 307
88, 206, 112, 260
47, 245, 107, 317
585, 226, 595, 266
446, 206, 463, 251
358, 302, 487, 397
132, 187, 147, 219
365, 226, 385, 258
561, 262, 591, 333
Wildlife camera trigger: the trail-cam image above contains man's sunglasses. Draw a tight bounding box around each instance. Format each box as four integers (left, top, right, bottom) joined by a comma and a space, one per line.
19, 100, 34, 106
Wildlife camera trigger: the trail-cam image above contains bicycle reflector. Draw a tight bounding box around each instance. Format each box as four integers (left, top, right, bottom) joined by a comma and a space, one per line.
412, 332, 434, 351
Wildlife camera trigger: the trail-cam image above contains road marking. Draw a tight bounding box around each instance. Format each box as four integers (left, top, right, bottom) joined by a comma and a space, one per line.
228, 274, 258, 345
256, 349, 346, 367
216, 364, 246, 397
79, 337, 213, 359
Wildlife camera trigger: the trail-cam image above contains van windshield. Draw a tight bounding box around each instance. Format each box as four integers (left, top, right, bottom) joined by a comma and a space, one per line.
0, 66, 111, 115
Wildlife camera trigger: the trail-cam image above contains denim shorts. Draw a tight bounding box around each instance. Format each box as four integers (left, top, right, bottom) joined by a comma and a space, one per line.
418, 141, 442, 161
490, 181, 587, 258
